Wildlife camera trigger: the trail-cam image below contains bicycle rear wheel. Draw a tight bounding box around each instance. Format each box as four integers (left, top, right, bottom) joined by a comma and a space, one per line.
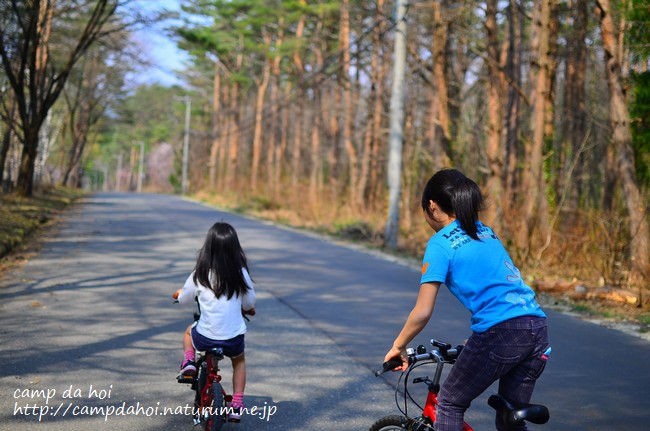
207, 380, 226, 431
369, 415, 409, 431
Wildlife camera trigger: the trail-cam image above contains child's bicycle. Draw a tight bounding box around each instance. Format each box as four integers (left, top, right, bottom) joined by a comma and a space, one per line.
176, 301, 254, 431
178, 346, 232, 431
371, 339, 550, 431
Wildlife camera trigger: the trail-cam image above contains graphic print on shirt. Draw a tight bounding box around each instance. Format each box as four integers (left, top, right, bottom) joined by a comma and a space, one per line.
504, 261, 521, 282
505, 292, 536, 310
443, 223, 498, 250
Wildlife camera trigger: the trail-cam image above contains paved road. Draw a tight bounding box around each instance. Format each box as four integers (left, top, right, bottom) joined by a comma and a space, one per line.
1, 193, 649, 430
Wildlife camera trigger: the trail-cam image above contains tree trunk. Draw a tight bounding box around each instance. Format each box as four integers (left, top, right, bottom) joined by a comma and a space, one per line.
484, 0, 506, 230
226, 83, 240, 190
429, 0, 452, 169
250, 55, 270, 191
309, 91, 323, 205
561, 0, 588, 209
217, 84, 229, 191
357, 0, 385, 207
16, 127, 39, 196
370, 48, 390, 208
275, 81, 291, 196
62, 97, 83, 186
62, 132, 88, 187
328, 84, 341, 193
504, 0, 523, 204
291, 96, 303, 188
384, 0, 408, 249
209, 63, 222, 188
516, 0, 555, 256
308, 12, 324, 204
340, 0, 359, 207
596, 0, 650, 284
16, 0, 55, 196
266, 21, 284, 194
0, 100, 16, 186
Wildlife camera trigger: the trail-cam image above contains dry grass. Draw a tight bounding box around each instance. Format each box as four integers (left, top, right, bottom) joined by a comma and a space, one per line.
0, 187, 84, 273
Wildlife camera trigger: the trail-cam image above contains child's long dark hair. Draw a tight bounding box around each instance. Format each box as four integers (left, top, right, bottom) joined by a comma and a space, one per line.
421, 169, 484, 240
193, 222, 251, 299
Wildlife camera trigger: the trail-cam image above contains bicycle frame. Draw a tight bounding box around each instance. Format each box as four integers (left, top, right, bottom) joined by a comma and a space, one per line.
193, 349, 231, 429
421, 384, 473, 430
410, 347, 473, 430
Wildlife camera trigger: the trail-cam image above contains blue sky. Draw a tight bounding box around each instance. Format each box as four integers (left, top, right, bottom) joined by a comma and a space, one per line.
132, 0, 188, 86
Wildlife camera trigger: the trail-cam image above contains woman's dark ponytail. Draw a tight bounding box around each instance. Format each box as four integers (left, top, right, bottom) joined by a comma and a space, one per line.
421, 169, 484, 240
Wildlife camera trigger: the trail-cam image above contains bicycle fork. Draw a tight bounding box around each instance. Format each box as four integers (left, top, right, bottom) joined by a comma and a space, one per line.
412, 376, 473, 431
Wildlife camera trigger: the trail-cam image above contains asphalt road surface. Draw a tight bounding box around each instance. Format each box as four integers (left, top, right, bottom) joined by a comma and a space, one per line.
1, 193, 649, 430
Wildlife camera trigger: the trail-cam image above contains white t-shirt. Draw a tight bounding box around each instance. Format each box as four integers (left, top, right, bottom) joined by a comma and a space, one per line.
178, 268, 256, 341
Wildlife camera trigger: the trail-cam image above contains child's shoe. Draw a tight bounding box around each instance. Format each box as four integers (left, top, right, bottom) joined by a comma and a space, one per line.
179, 359, 196, 378
227, 404, 242, 422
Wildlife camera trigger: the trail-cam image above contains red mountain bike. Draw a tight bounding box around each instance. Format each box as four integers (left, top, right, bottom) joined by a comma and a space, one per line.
371, 339, 550, 431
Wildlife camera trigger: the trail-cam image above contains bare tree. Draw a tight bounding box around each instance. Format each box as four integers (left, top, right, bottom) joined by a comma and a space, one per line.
61, 31, 129, 187
0, 0, 119, 196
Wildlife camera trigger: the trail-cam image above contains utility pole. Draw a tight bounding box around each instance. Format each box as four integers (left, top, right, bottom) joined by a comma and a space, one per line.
384, 0, 408, 249
182, 95, 191, 195
102, 165, 108, 192
115, 152, 123, 192
137, 141, 145, 193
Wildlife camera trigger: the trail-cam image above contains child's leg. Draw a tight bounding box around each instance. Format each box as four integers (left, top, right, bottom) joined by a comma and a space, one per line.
179, 325, 196, 375
183, 325, 194, 353
230, 353, 246, 406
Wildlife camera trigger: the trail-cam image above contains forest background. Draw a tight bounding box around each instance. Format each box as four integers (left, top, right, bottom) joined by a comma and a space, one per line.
1, 1, 649, 318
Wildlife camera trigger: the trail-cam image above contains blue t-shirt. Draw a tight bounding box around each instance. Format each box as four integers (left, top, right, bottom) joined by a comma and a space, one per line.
421, 220, 545, 333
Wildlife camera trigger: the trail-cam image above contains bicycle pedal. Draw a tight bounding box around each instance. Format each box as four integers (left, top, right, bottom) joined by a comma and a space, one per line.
176, 376, 195, 384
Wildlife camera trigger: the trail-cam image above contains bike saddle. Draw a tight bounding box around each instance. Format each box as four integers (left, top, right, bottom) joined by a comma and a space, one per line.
206, 347, 225, 359
488, 394, 550, 426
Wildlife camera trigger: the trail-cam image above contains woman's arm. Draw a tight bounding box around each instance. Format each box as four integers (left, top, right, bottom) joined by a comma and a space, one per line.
384, 282, 441, 370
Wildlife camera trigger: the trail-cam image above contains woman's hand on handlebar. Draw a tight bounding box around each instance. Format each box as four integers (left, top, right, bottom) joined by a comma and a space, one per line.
383, 345, 409, 372
242, 307, 256, 316
172, 289, 182, 300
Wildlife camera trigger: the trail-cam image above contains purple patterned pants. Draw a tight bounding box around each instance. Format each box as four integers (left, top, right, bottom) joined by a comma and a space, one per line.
435, 316, 549, 431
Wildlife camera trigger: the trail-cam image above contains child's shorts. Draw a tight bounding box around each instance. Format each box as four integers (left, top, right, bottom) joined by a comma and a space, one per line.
191, 326, 245, 358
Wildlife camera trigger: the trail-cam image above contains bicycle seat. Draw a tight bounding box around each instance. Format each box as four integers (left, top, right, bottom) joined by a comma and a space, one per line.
488, 394, 550, 426
205, 347, 225, 360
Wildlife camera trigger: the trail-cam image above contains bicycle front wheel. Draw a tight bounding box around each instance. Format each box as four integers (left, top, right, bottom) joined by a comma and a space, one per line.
207, 381, 226, 431
369, 415, 410, 431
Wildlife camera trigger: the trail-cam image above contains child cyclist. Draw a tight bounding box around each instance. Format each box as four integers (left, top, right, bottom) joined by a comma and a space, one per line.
383, 169, 549, 431
174, 222, 256, 420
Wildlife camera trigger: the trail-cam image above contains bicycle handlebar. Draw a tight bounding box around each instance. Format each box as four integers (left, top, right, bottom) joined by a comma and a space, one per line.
375, 339, 464, 377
